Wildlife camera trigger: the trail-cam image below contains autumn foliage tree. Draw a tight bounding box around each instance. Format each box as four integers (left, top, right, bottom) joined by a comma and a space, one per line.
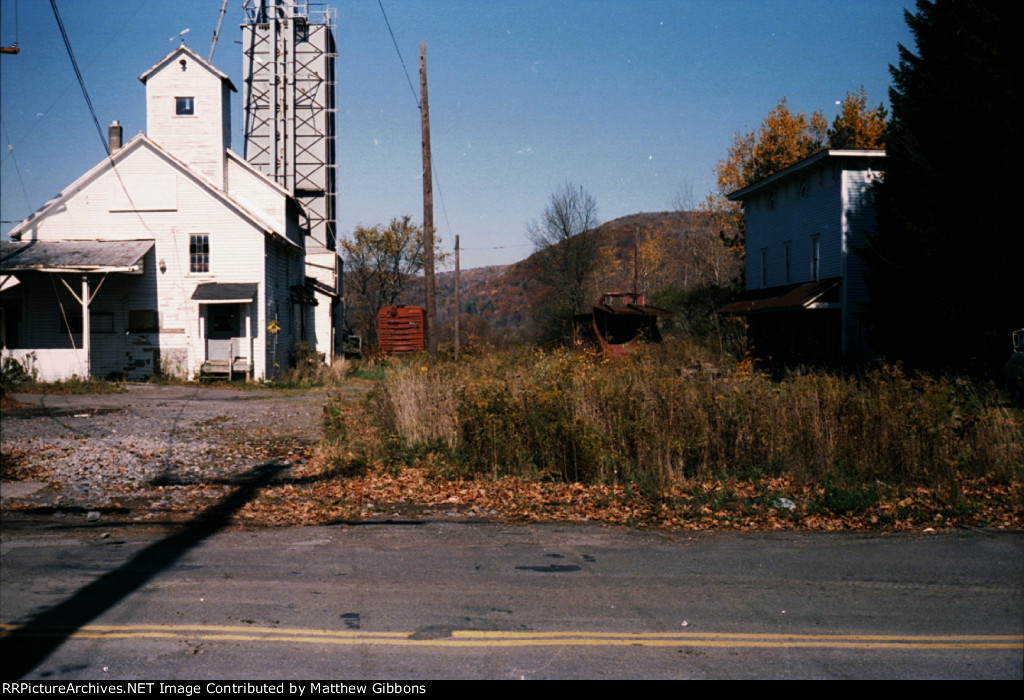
717, 91, 886, 197
341, 216, 429, 348
716, 98, 828, 196
828, 87, 886, 149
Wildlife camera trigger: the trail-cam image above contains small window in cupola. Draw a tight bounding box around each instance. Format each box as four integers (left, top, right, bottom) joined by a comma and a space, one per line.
175, 97, 195, 115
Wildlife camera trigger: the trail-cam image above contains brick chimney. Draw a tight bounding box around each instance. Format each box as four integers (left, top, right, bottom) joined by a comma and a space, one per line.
108, 120, 123, 153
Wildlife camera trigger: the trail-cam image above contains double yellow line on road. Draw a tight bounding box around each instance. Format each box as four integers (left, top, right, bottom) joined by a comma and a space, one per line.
2, 624, 1021, 650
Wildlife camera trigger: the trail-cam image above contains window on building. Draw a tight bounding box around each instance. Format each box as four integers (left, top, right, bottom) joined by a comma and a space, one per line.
128, 310, 159, 333
760, 248, 768, 287
190, 234, 209, 273
175, 97, 195, 115
811, 235, 820, 282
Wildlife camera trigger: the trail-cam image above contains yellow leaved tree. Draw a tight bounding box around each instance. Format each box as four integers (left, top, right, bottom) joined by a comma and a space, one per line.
716, 90, 885, 197
828, 87, 887, 150
716, 97, 828, 196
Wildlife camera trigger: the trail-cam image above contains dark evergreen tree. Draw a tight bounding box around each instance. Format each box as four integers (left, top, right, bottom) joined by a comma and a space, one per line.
867, 0, 1024, 375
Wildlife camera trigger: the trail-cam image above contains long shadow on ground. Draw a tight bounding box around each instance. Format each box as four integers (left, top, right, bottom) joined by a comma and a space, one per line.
0, 460, 287, 680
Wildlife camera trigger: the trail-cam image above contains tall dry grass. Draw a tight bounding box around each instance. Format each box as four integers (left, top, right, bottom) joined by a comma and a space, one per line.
365, 348, 1023, 489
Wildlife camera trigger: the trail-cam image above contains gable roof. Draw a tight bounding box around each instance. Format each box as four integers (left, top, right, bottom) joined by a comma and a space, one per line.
225, 149, 292, 200
727, 149, 886, 202
7, 134, 299, 250
138, 44, 237, 92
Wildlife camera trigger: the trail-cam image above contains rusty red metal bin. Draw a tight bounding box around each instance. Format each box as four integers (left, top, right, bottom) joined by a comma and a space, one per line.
377, 305, 426, 354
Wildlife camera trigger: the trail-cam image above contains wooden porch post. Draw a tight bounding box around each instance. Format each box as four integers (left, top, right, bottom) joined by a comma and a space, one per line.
81, 275, 90, 377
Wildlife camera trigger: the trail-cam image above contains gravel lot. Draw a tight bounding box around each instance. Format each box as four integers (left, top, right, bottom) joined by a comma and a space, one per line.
1, 384, 330, 523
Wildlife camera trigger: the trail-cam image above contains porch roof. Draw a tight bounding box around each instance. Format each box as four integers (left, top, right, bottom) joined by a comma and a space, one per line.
719, 277, 841, 315
0, 239, 154, 274
191, 282, 258, 304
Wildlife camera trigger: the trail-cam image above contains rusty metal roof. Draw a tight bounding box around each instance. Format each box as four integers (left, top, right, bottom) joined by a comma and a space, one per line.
0, 239, 154, 274
594, 292, 673, 317
719, 278, 841, 314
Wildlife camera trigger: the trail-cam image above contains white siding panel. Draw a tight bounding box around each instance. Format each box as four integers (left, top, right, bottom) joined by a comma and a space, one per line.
744, 170, 842, 289
145, 51, 230, 186
226, 155, 287, 234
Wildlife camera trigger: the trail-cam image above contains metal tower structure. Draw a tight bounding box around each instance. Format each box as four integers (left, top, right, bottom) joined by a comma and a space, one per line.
242, 0, 337, 253
241, 0, 340, 357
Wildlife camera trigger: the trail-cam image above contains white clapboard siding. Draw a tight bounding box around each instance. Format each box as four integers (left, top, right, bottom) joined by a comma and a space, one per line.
4, 46, 309, 381
730, 150, 885, 358
144, 46, 233, 187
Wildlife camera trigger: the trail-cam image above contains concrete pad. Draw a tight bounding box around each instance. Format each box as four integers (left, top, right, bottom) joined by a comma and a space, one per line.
0, 481, 47, 499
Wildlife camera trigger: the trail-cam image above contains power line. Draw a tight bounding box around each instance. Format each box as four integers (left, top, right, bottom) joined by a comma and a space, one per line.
1, 118, 32, 216
460, 243, 532, 251
49, 0, 108, 156
375, 2, 455, 251
1, 1, 146, 166
376, 0, 419, 109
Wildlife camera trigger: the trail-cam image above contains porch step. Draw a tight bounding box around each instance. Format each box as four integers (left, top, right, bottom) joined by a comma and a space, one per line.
200, 360, 252, 381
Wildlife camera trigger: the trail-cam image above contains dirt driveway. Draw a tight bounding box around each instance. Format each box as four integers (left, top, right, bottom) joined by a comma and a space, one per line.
1, 384, 338, 525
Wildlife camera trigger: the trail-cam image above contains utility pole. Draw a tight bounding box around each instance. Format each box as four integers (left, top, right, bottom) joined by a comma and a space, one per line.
454, 235, 461, 361
420, 41, 438, 359
633, 225, 640, 295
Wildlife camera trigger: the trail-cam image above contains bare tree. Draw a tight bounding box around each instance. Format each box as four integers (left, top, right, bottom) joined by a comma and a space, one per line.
527, 182, 601, 335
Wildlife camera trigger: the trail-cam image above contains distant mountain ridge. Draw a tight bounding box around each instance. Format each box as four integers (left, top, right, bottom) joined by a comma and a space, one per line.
397, 211, 712, 342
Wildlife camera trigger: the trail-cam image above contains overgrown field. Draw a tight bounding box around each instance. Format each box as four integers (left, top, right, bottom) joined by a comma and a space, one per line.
309, 347, 1023, 530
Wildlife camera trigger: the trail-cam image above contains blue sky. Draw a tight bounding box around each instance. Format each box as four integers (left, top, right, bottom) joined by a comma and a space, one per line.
1, 0, 913, 268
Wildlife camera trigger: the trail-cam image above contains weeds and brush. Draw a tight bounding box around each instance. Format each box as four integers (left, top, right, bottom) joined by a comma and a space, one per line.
354, 348, 1022, 496
307, 345, 1024, 529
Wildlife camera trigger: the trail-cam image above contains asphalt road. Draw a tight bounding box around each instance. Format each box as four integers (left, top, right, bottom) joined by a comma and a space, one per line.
1, 519, 1021, 680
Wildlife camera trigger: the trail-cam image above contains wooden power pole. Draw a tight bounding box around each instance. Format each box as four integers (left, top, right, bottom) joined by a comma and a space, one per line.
420, 41, 438, 359
454, 234, 461, 361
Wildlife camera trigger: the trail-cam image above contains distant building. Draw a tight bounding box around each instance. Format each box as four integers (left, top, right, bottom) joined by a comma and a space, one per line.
720, 149, 885, 364
1, 45, 310, 381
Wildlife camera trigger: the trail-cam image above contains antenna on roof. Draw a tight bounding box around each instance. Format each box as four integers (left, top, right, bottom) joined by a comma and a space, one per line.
208, 0, 230, 62
170, 28, 190, 45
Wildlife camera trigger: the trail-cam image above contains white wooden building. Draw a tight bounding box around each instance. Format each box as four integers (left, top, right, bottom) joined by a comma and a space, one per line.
0, 45, 310, 381
720, 149, 885, 363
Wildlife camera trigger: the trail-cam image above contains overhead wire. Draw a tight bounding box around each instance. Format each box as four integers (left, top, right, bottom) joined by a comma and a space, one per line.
376, 0, 455, 250
49, 0, 109, 156
1, 118, 32, 216
43, 0, 201, 392
1, 0, 146, 168
376, 0, 420, 109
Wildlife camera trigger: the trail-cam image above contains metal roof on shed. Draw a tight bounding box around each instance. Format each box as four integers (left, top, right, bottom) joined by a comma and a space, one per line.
0, 239, 154, 273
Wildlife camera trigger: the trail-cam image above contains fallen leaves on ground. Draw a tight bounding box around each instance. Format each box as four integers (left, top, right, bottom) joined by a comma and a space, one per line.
231, 456, 1023, 531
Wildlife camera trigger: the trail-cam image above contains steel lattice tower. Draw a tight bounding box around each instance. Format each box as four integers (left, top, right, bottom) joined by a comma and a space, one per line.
241, 0, 340, 356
